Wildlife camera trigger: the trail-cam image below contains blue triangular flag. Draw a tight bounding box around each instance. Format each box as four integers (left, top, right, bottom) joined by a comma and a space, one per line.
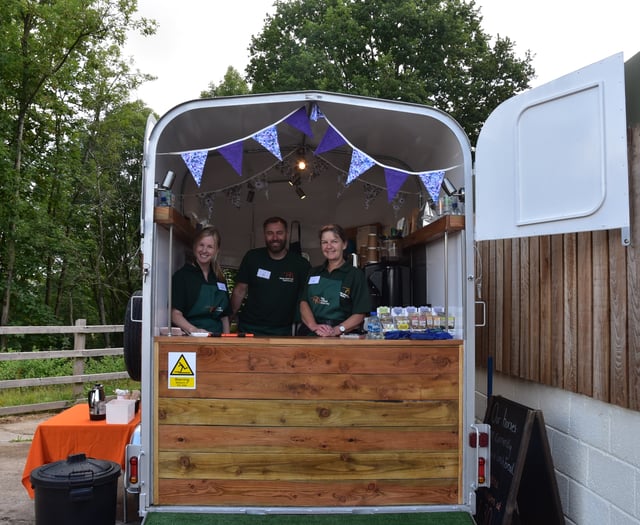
315, 125, 346, 155
419, 170, 446, 202
218, 141, 244, 176
252, 126, 282, 160
347, 149, 375, 184
285, 106, 313, 138
181, 150, 208, 187
384, 168, 410, 202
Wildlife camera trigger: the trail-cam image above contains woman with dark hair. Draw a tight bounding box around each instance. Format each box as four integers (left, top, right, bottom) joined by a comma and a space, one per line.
171, 227, 231, 334
298, 224, 371, 337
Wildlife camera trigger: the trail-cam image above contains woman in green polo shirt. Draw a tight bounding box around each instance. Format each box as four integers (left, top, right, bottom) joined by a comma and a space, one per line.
298, 224, 371, 337
171, 227, 231, 334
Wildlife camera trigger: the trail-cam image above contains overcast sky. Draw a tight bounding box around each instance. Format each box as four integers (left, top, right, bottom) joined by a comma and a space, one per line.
124, 0, 640, 116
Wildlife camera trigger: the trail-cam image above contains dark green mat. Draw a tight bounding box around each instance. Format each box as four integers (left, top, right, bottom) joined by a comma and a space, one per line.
143, 511, 475, 525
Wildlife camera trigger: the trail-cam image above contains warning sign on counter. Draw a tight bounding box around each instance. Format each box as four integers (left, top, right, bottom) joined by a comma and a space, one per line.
168, 352, 196, 389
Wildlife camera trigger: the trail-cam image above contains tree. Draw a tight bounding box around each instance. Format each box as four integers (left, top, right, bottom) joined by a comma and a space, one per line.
0, 0, 155, 345
200, 66, 250, 98
246, 0, 534, 141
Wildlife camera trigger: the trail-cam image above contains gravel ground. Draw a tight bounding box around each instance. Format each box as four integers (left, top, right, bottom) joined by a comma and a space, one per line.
0, 412, 141, 525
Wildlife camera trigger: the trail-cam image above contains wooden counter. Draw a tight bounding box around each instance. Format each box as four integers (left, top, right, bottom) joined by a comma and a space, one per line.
153, 336, 463, 508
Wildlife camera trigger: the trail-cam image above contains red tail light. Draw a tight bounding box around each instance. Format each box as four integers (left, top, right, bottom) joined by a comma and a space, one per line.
478, 457, 486, 484
129, 456, 138, 484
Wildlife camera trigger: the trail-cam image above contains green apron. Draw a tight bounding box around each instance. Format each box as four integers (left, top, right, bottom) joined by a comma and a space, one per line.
307, 277, 344, 324
186, 283, 229, 333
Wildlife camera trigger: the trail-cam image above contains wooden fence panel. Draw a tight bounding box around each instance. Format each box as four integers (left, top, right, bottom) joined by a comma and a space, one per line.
476, 127, 640, 412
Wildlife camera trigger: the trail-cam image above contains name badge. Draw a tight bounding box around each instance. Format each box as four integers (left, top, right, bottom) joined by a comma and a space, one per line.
257, 268, 271, 279
217, 282, 227, 291
308, 276, 320, 284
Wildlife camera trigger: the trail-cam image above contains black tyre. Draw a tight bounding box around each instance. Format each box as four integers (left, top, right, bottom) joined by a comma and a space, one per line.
123, 290, 142, 381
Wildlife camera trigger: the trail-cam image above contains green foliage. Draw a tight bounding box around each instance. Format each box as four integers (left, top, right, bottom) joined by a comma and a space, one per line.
246, 0, 534, 143
0, 354, 138, 407
0, 0, 156, 345
201, 66, 251, 98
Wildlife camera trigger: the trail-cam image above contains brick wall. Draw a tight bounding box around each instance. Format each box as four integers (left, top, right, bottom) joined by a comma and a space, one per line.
476, 370, 640, 525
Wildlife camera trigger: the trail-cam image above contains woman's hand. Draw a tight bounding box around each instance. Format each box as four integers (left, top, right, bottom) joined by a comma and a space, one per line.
314, 324, 336, 337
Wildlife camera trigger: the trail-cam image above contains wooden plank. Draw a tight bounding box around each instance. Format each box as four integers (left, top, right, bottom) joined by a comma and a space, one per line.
528, 237, 540, 382
487, 241, 497, 371
538, 236, 552, 384
158, 398, 459, 428
550, 235, 565, 387
592, 229, 610, 402
577, 231, 593, 396
510, 239, 521, 376
563, 233, 578, 392
0, 348, 123, 361
0, 325, 123, 335
158, 372, 458, 401
502, 238, 513, 375
158, 426, 458, 453
157, 342, 460, 375
157, 450, 459, 481
627, 126, 640, 411
519, 238, 530, 380
494, 239, 504, 372
0, 371, 129, 390
156, 478, 459, 507
608, 229, 628, 406
401, 215, 464, 250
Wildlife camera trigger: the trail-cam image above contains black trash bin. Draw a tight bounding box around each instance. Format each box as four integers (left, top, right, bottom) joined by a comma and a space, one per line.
30, 453, 121, 525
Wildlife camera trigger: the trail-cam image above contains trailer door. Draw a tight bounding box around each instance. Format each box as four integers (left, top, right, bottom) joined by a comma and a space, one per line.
475, 53, 630, 242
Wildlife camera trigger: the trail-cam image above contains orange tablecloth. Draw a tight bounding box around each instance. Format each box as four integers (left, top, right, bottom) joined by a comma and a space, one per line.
22, 403, 141, 498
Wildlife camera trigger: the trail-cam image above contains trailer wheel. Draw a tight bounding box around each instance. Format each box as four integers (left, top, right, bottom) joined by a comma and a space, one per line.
123, 290, 142, 381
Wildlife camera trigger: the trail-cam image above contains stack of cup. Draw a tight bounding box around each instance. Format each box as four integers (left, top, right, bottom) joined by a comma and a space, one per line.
367, 233, 379, 264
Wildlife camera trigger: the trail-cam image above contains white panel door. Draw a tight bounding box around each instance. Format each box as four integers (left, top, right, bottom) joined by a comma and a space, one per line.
475, 53, 629, 242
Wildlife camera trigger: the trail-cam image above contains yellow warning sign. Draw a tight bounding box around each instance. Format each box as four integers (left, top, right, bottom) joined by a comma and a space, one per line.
168, 352, 196, 389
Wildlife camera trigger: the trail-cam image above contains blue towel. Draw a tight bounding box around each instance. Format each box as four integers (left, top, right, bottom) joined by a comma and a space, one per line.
384, 330, 453, 340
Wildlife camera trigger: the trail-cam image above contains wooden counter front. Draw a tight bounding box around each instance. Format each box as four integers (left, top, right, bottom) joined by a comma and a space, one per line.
153, 337, 463, 508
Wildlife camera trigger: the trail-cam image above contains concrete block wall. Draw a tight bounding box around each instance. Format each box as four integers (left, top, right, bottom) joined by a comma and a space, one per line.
475, 370, 640, 525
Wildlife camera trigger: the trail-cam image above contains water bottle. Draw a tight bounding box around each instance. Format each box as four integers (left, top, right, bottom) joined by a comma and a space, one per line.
365, 312, 383, 340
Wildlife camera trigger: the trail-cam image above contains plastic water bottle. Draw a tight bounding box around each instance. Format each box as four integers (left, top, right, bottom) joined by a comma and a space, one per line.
365, 312, 383, 340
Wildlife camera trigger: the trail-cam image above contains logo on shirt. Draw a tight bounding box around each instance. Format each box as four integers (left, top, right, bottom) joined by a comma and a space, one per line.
311, 295, 331, 306
340, 286, 351, 300
279, 271, 295, 283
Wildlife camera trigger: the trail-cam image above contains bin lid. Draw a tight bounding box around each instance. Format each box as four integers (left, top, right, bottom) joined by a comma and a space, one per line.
30, 453, 121, 490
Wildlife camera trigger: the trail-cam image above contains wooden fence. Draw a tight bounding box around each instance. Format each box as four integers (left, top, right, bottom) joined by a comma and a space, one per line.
0, 320, 127, 416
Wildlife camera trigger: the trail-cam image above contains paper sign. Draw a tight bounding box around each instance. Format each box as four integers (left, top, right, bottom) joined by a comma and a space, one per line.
168, 352, 196, 389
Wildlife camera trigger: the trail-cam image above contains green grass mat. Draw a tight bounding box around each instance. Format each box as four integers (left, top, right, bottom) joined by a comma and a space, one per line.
143, 511, 475, 525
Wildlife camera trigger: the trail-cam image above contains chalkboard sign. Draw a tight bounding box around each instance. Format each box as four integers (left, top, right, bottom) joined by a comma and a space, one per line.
474, 396, 565, 525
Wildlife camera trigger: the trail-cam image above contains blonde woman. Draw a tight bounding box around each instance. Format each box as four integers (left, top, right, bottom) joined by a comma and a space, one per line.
171, 227, 231, 334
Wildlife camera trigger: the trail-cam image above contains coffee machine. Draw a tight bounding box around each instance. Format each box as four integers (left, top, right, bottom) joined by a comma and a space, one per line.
364, 261, 411, 308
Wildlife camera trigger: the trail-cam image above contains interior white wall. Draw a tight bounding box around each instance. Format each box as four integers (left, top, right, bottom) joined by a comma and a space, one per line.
475, 369, 640, 525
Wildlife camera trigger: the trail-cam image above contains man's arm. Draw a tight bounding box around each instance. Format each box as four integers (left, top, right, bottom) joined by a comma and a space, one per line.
230, 282, 248, 317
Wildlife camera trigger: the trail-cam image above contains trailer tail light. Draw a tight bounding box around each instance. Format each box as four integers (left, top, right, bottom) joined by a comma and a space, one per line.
469, 423, 491, 488
128, 455, 138, 484
478, 457, 486, 484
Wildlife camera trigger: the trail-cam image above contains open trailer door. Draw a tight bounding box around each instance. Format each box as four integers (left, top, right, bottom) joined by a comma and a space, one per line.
474, 53, 630, 243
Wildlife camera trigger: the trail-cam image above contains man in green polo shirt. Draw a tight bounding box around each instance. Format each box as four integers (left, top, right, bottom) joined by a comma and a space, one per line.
230, 217, 310, 336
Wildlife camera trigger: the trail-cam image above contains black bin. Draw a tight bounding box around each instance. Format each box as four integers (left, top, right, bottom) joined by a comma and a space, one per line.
30, 453, 121, 525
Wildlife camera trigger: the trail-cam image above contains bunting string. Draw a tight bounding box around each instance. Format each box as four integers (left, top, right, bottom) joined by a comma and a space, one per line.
161, 102, 461, 202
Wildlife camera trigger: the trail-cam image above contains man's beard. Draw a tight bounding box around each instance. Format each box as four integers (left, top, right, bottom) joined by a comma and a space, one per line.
268, 239, 285, 254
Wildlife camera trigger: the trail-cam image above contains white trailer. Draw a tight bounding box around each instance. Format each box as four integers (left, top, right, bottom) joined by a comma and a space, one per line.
124, 53, 630, 522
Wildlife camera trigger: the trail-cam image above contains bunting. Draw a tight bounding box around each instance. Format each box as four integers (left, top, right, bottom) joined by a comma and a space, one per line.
181, 150, 208, 187
252, 126, 282, 160
285, 106, 314, 138
384, 168, 410, 202
347, 149, 375, 184
166, 103, 459, 204
419, 170, 446, 203
219, 141, 244, 177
